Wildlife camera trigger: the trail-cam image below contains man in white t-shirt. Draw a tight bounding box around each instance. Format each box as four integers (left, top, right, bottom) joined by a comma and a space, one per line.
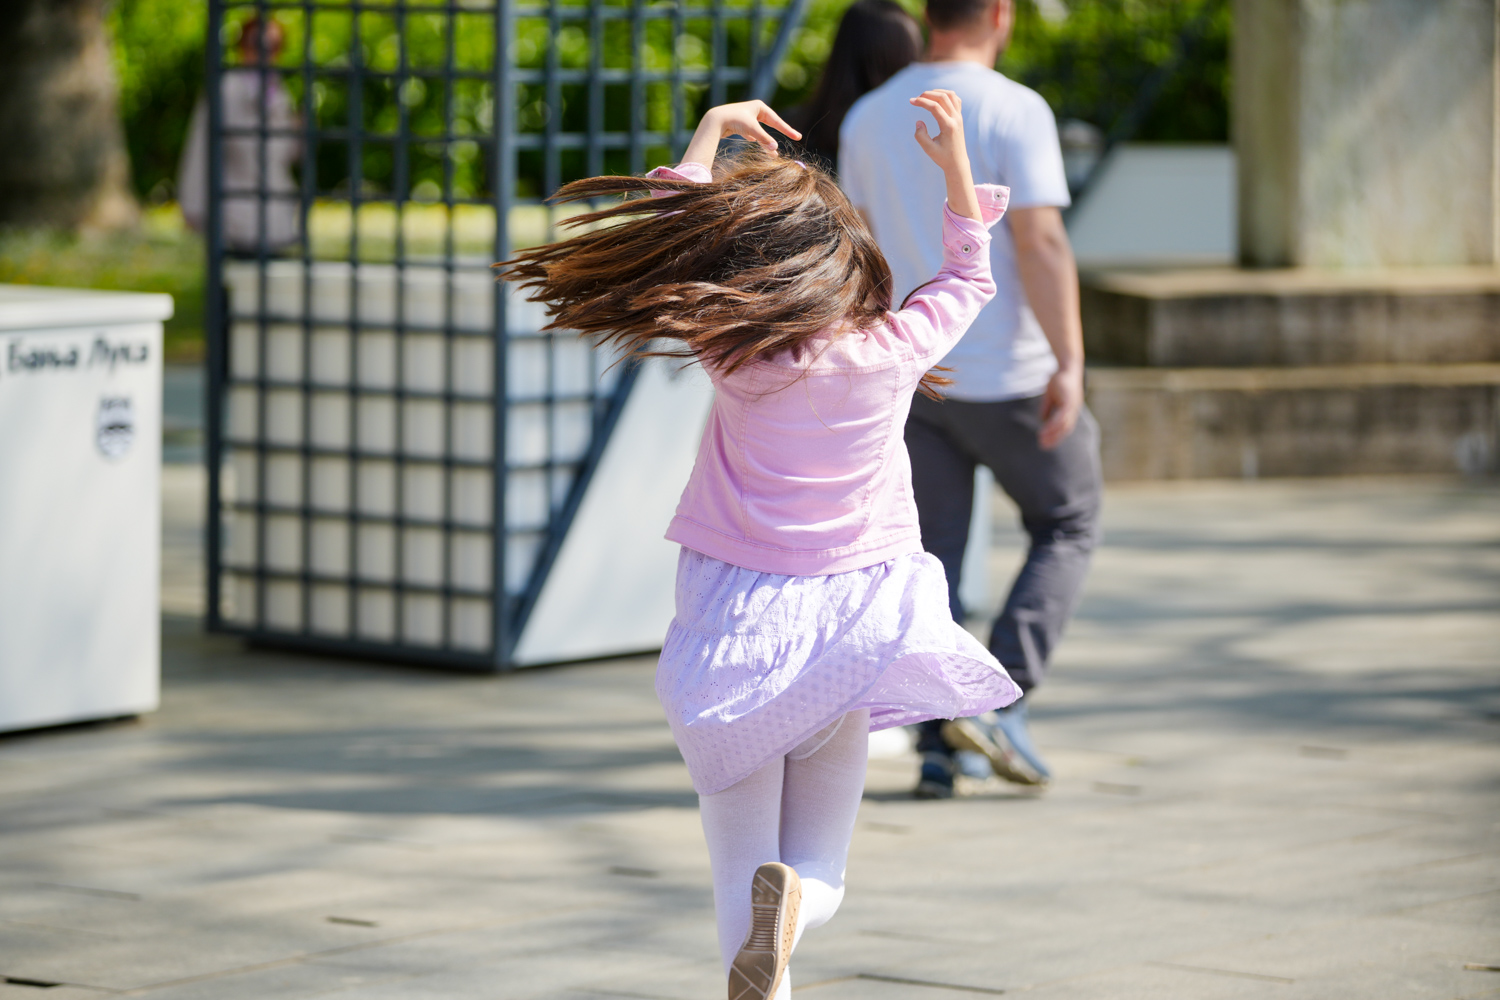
840, 0, 1101, 798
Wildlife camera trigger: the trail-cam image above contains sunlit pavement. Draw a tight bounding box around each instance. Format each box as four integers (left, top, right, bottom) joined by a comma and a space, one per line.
2, 473, 1497, 1000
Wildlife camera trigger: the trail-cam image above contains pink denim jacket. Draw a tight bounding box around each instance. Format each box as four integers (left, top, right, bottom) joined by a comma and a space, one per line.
647, 162, 1009, 576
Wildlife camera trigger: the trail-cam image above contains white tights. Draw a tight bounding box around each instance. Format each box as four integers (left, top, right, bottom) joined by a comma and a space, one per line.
697, 709, 870, 1000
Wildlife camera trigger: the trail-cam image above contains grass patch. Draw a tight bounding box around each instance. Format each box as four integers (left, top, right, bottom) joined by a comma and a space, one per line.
0, 202, 593, 365
0, 206, 206, 363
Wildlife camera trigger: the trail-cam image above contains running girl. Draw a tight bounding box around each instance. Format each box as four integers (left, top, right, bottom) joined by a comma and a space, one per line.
503, 91, 1020, 1000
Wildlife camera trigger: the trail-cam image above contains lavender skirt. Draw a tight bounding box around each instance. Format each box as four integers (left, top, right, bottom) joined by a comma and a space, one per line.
656, 546, 1023, 795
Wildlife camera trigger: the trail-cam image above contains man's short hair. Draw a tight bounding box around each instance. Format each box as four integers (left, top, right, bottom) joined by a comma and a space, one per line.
925, 0, 998, 31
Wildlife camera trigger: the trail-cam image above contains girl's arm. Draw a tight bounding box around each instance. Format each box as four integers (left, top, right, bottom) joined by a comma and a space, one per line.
680, 101, 801, 172
910, 89, 982, 222
887, 90, 1006, 363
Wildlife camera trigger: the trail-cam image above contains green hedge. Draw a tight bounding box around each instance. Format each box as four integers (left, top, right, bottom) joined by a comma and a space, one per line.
1001, 0, 1229, 142
109, 0, 1228, 203
110, 0, 208, 203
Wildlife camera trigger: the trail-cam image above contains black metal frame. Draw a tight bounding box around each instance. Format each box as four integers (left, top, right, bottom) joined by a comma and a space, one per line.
205, 0, 807, 669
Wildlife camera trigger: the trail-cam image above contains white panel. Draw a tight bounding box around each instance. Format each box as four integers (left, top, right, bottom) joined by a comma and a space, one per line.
1067, 144, 1236, 267
512, 358, 714, 666
0, 311, 161, 732
266, 389, 303, 445
266, 325, 303, 381
450, 598, 491, 651
403, 528, 444, 586
228, 386, 258, 438
402, 464, 444, 520
265, 514, 302, 571
507, 339, 548, 398
451, 468, 492, 526
311, 328, 352, 384
356, 460, 396, 516
310, 518, 350, 575
310, 392, 351, 449
265, 580, 302, 629
453, 338, 494, 395
403, 594, 443, 646
357, 396, 397, 453
311, 585, 349, 635
357, 331, 398, 389
265, 454, 302, 506
506, 469, 548, 529
310, 456, 350, 511
450, 531, 492, 590
225, 511, 258, 564
224, 572, 257, 625
451, 402, 492, 460
357, 524, 396, 581
227, 449, 258, 503
403, 399, 445, 457
404, 334, 446, 392
357, 588, 396, 641
231, 322, 260, 378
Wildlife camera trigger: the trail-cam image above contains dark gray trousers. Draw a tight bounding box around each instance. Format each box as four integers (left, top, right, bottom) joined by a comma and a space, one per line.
905, 392, 1102, 693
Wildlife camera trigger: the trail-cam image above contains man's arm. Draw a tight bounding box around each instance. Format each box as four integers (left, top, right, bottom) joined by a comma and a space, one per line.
1008, 205, 1084, 449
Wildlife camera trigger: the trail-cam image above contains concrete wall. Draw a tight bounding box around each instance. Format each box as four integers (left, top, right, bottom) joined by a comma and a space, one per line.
1087, 365, 1500, 480
1235, 0, 1500, 267
1081, 267, 1500, 366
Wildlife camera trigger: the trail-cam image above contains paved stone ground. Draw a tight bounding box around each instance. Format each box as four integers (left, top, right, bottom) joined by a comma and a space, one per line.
2, 475, 1498, 1000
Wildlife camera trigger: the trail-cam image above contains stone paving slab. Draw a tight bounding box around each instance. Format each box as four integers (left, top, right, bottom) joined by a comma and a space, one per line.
0, 476, 1497, 999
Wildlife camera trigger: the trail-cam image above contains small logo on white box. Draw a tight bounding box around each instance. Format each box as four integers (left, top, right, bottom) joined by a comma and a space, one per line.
97, 396, 135, 459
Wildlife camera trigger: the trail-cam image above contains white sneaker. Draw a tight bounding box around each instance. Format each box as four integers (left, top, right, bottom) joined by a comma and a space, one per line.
728, 862, 801, 1000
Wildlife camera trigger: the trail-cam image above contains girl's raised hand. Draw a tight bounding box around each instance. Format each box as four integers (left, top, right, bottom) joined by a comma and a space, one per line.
910, 89, 982, 222
682, 101, 802, 170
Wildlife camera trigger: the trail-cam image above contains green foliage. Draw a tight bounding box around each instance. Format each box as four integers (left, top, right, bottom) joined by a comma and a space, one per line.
1001, 0, 1230, 141
769, 0, 1229, 142
107, 0, 1229, 205
110, 0, 209, 202
110, 0, 782, 202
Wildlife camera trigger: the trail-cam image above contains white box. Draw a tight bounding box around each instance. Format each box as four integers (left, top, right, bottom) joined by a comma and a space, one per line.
0, 285, 171, 732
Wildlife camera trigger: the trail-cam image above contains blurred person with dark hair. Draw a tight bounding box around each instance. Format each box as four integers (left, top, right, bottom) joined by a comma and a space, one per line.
178, 15, 302, 253
788, 0, 923, 168
840, 0, 1102, 798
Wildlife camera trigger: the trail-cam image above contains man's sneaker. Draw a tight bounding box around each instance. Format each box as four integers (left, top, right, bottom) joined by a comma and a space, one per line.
942, 702, 1051, 786
729, 862, 801, 1000
954, 749, 994, 779
913, 750, 956, 799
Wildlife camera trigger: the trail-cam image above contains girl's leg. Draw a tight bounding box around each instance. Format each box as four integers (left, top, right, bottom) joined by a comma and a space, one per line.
698, 758, 784, 977
781, 709, 871, 947
697, 711, 869, 1000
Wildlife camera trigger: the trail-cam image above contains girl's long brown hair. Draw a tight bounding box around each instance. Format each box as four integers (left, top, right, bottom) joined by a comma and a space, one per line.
498, 147, 949, 394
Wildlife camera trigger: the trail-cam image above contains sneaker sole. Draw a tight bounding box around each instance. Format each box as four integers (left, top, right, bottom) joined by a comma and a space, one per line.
728, 862, 801, 1000
942, 718, 1048, 787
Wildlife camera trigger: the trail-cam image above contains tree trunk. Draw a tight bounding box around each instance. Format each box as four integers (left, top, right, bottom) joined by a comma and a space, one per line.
0, 0, 138, 230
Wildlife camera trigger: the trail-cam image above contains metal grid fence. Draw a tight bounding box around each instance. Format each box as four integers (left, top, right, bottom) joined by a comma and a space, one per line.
206, 0, 806, 668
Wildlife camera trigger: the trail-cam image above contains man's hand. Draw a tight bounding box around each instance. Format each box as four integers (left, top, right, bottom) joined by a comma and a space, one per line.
681, 101, 801, 171
1038, 365, 1083, 450
1009, 205, 1085, 449
909, 89, 982, 222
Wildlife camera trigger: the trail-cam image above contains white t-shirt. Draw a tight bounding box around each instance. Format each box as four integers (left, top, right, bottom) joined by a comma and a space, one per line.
840, 61, 1070, 402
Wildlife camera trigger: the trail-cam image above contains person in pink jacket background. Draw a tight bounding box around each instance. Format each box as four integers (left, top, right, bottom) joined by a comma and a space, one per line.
503, 92, 1019, 1000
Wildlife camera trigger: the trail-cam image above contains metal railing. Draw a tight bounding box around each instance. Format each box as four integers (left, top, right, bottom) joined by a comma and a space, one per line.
205, 0, 806, 668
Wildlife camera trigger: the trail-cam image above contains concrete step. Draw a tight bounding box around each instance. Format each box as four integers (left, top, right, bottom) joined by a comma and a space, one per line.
1086, 363, 1500, 480
1082, 267, 1500, 367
